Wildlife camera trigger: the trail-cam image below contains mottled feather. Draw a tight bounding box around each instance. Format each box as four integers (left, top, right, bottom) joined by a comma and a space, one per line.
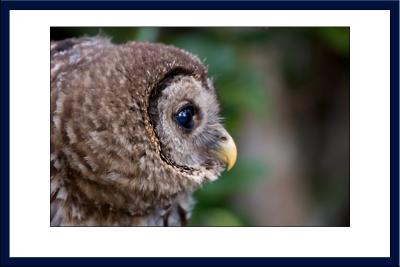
50, 37, 230, 226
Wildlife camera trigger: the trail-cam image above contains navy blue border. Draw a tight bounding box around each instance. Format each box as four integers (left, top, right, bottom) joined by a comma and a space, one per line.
1, 1, 398, 266
0, 0, 398, 10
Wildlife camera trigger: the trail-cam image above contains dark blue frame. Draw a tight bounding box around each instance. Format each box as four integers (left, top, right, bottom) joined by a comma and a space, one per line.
1, 1, 398, 266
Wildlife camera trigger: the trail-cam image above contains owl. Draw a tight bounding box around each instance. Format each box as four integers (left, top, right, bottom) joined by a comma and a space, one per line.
50, 37, 237, 226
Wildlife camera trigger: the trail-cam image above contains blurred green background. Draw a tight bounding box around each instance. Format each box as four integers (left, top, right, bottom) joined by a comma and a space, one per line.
51, 27, 350, 226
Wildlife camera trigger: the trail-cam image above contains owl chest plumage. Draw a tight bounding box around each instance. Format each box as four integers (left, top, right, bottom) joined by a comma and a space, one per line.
51, 175, 194, 226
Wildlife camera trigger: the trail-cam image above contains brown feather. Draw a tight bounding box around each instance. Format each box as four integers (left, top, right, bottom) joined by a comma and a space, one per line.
51, 37, 224, 226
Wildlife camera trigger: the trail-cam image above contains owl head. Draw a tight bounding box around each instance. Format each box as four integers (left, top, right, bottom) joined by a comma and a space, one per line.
51, 38, 237, 215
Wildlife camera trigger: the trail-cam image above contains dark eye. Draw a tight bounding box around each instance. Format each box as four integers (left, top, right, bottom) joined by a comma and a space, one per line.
175, 105, 196, 130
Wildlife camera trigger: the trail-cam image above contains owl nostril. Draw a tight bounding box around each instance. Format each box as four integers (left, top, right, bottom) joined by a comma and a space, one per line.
219, 136, 228, 142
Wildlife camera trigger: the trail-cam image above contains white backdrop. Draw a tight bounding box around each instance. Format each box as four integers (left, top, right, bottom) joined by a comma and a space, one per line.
9, 10, 390, 257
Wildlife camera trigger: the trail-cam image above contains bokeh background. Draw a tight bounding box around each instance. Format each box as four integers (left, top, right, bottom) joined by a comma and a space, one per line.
51, 27, 350, 226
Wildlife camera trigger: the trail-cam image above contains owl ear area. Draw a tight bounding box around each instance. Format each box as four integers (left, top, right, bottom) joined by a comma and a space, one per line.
209, 127, 237, 171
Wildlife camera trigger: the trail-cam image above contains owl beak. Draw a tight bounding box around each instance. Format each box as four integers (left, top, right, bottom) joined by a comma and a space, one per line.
214, 131, 237, 171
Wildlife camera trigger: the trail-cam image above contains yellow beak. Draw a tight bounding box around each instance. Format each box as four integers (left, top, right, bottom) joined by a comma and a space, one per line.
214, 131, 237, 171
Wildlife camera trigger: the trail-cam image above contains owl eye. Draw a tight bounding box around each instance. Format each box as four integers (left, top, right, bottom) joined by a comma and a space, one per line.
175, 105, 196, 130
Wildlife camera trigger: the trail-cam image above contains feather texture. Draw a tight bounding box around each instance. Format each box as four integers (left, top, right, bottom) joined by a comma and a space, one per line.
50, 37, 230, 226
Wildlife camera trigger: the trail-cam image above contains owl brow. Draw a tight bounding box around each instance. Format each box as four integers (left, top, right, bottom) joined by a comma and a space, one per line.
152, 67, 194, 95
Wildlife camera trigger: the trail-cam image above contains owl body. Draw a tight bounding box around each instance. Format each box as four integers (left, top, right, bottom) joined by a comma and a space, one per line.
50, 37, 236, 226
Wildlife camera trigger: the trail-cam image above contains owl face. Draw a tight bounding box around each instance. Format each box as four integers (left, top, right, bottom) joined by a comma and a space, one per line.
149, 74, 236, 181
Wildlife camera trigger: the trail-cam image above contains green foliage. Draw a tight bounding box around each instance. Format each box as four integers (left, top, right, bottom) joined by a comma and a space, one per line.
189, 208, 244, 226
135, 28, 159, 42
189, 159, 266, 226
195, 159, 266, 203
316, 27, 350, 55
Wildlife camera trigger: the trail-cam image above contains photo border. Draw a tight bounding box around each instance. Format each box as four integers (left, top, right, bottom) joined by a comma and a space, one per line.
1, 1, 398, 266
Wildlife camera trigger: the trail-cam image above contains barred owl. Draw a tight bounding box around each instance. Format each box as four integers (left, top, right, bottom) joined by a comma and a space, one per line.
50, 37, 236, 226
